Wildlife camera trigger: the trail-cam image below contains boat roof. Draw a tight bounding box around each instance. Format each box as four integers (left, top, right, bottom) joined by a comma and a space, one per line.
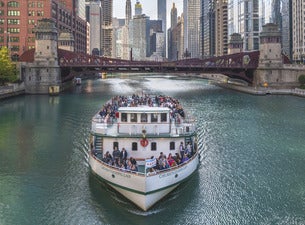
118, 106, 170, 113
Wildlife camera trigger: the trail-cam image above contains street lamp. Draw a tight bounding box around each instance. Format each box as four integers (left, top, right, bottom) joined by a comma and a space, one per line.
4, 31, 10, 51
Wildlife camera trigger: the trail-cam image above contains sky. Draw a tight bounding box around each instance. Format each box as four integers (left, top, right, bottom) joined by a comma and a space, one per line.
113, 0, 184, 27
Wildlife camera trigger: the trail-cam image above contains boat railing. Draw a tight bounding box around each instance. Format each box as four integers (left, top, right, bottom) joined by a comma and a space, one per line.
91, 150, 198, 177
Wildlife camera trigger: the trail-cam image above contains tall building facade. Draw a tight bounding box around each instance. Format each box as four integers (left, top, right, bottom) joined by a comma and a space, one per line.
101, 0, 113, 57
157, 0, 166, 57
215, 0, 228, 56
292, 0, 305, 61
281, 0, 292, 59
171, 3, 178, 29
125, 0, 131, 25
86, 1, 102, 55
228, 0, 260, 51
187, 0, 201, 58
130, 14, 150, 60
135, 1, 142, 16
0, 0, 87, 58
201, 0, 215, 58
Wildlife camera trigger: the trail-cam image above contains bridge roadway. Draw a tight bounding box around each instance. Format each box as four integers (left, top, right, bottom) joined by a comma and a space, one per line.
57, 50, 260, 83
19, 49, 287, 83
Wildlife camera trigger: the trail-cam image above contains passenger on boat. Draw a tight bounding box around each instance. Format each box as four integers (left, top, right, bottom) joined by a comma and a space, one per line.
112, 146, 121, 161
181, 153, 189, 163
185, 141, 192, 157
167, 153, 177, 167
174, 153, 182, 165
120, 148, 128, 161
103, 151, 113, 164
179, 142, 185, 159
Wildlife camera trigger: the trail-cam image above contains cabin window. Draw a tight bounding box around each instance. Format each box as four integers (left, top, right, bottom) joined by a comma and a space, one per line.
113, 142, 119, 150
121, 113, 127, 122
151, 113, 158, 123
151, 142, 157, 151
130, 113, 137, 122
132, 142, 138, 151
141, 113, 147, 122
161, 113, 167, 122
170, 142, 175, 150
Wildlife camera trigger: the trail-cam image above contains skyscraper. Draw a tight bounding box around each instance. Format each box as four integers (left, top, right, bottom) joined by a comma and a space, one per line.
215, 0, 228, 56
125, 0, 132, 25
101, 0, 113, 57
158, 0, 166, 57
171, 3, 178, 29
135, 1, 142, 16
86, 1, 102, 55
187, 0, 201, 58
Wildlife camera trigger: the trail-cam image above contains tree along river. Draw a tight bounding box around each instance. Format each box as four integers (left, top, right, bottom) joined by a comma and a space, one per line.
0, 74, 305, 225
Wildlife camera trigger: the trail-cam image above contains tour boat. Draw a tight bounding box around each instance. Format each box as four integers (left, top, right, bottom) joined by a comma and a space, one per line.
88, 94, 199, 211
74, 77, 82, 85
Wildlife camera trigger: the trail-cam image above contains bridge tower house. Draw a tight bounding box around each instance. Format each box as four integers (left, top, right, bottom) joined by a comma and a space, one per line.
228, 33, 243, 54
253, 23, 299, 88
23, 19, 61, 94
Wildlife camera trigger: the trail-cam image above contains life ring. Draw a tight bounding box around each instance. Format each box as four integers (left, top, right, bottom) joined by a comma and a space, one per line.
140, 138, 149, 147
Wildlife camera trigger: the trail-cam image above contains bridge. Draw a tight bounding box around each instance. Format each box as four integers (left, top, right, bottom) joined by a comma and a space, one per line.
20, 48, 276, 83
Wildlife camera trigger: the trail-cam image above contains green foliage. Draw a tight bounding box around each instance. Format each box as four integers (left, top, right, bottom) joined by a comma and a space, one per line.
0, 47, 18, 85
298, 74, 305, 85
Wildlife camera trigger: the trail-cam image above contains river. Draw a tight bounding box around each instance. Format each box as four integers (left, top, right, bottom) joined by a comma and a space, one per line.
0, 74, 305, 225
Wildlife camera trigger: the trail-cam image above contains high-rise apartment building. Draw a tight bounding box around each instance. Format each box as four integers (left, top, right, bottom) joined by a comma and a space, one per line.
171, 3, 178, 29
157, 0, 166, 57
0, 0, 87, 58
215, 0, 228, 56
186, 0, 201, 58
129, 14, 150, 60
228, 0, 259, 51
292, 0, 305, 61
201, 0, 215, 57
125, 0, 132, 25
86, 1, 102, 55
101, 0, 113, 57
281, 0, 292, 59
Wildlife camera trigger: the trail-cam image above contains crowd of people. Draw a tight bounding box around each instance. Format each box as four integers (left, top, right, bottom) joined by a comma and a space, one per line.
98, 94, 185, 122
96, 141, 194, 174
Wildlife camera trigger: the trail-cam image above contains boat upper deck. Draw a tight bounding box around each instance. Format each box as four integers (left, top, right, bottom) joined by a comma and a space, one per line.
91, 94, 196, 137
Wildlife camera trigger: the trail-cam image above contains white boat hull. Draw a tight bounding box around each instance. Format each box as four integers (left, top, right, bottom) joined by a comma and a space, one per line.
89, 152, 199, 211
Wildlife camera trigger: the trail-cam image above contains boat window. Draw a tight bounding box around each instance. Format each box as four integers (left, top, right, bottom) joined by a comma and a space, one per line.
161, 113, 167, 122
132, 142, 138, 151
113, 142, 119, 150
141, 113, 147, 122
170, 141, 175, 150
151, 142, 157, 151
151, 113, 158, 123
130, 113, 137, 122
121, 113, 127, 122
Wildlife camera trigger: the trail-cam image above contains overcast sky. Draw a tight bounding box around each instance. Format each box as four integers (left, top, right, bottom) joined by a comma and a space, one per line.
113, 0, 183, 27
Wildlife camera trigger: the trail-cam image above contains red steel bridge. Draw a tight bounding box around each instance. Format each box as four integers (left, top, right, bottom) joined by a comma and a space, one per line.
19, 49, 290, 83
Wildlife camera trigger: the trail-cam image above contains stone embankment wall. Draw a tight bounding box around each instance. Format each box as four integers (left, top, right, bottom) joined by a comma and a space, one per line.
0, 83, 25, 99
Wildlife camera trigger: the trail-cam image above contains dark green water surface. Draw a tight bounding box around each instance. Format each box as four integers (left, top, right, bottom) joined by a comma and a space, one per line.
1, 75, 305, 225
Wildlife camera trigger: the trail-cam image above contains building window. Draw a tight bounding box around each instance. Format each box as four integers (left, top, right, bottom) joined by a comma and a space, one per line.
121, 113, 127, 122
28, 19, 35, 25
8, 1, 19, 7
170, 142, 175, 150
161, 113, 167, 122
130, 113, 137, 122
0, 2, 4, 7
151, 142, 157, 151
37, 2, 44, 8
0, 36, 4, 43
132, 142, 138, 151
151, 113, 158, 122
0, 10, 3, 16
28, 11, 35, 16
0, 19, 4, 25
8, 10, 20, 16
7, 19, 20, 25
10, 37, 19, 42
37, 11, 44, 17
28, 2, 35, 7
141, 113, 147, 122
8, 28, 19, 33
113, 142, 119, 150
